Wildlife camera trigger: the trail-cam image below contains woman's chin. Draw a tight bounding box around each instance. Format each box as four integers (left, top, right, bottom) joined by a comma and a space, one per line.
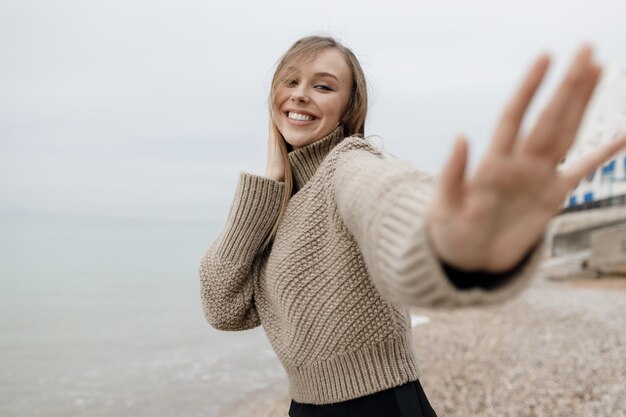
283, 133, 318, 150
281, 126, 340, 150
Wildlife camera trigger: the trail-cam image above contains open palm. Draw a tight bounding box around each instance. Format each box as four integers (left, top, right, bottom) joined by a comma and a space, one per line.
426, 46, 626, 272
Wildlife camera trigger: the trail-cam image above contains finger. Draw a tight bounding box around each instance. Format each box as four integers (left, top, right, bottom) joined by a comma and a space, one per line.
548, 64, 602, 164
522, 45, 595, 158
438, 134, 468, 207
561, 134, 626, 188
489, 53, 550, 155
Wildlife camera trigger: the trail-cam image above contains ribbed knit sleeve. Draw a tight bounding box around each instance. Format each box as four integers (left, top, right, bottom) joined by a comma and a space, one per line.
333, 144, 545, 309
199, 172, 284, 330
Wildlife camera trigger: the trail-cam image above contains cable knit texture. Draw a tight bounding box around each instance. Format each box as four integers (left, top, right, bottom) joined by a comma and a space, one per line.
198, 126, 545, 405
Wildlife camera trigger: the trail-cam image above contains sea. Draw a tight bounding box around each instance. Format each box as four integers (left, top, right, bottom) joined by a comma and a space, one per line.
0, 210, 286, 417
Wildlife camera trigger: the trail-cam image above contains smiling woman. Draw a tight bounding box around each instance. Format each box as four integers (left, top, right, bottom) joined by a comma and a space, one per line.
272, 48, 352, 150
198, 35, 626, 417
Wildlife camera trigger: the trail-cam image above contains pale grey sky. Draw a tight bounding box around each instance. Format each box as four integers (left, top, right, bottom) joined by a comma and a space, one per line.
1, 0, 625, 222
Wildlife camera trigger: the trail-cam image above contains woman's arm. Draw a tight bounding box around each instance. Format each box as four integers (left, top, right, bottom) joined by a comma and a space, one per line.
332, 146, 545, 309
199, 172, 284, 330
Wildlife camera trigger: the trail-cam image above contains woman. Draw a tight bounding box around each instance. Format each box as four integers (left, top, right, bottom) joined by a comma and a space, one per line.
199, 36, 626, 416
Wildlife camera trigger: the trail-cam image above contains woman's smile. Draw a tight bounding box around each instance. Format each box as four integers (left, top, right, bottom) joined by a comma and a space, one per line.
285, 110, 318, 125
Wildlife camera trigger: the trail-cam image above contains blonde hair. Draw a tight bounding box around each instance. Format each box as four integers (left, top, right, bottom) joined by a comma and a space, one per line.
260, 35, 369, 252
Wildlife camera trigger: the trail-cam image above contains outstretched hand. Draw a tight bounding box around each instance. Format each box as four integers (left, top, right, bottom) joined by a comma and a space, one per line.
426, 45, 626, 273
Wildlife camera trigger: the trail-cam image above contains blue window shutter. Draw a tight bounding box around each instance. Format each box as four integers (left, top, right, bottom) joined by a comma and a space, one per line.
601, 160, 616, 176
584, 192, 594, 203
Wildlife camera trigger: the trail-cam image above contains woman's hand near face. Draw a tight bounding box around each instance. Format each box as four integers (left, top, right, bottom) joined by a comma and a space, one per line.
426, 45, 626, 273
265, 122, 286, 182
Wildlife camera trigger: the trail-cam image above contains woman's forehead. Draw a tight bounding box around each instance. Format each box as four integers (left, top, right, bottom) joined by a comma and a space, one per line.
284, 49, 351, 80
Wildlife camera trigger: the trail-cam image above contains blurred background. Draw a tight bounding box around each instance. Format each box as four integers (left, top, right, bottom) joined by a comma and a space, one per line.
1, 0, 625, 416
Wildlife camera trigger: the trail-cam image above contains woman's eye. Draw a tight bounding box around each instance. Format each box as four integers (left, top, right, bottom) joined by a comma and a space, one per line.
285, 79, 298, 86
315, 84, 333, 91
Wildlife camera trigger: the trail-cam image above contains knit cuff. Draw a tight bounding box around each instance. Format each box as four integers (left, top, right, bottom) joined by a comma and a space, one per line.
441, 243, 537, 290
212, 172, 284, 264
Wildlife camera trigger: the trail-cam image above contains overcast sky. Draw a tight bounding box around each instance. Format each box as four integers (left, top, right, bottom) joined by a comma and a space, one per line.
1, 0, 625, 223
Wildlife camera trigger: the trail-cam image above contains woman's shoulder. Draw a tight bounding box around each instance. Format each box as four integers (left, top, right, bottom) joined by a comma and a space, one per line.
329, 134, 395, 163
322, 134, 437, 185
322, 135, 417, 177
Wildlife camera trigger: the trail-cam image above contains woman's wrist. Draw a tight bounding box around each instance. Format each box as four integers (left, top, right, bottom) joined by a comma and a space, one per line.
264, 168, 284, 182
440, 245, 536, 290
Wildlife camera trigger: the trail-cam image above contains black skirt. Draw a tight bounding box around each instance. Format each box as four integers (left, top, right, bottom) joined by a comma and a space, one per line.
288, 379, 438, 417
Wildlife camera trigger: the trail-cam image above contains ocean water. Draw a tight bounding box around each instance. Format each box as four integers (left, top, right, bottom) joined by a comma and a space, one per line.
0, 210, 286, 417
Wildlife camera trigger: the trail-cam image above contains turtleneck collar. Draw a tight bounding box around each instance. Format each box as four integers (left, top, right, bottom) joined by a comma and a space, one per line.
288, 126, 345, 192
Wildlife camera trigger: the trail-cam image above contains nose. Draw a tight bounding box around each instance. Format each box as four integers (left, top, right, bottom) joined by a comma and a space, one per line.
290, 85, 310, 104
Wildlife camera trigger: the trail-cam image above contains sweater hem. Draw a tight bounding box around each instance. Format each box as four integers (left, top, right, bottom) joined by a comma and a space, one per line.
286, 332, 422, 405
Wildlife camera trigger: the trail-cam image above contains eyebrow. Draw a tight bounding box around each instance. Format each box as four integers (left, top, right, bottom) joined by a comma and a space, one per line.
285, 67, 339, 82
313, 72, 339, 81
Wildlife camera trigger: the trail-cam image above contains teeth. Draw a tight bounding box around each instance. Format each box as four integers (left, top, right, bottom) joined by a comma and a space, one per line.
288, 112, 314, 121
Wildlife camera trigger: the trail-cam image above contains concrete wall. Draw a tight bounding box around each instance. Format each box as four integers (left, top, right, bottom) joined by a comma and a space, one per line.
552, 220, 626, 257
547, 204, 626, 257
590, 225, 626, 274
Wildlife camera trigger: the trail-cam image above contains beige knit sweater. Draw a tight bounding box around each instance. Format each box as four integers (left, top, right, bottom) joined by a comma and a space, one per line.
198, 126, 544, 405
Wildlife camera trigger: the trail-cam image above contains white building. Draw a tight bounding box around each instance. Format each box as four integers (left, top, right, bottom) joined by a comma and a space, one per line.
561, 64, 626, 208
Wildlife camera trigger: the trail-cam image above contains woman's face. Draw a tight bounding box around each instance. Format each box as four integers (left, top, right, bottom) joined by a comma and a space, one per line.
273, 48, 352, 150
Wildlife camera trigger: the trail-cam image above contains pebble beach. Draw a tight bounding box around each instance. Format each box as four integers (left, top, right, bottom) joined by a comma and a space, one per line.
230, 273, 626, 417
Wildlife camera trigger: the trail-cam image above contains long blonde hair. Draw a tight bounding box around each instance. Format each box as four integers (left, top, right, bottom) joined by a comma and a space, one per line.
260, 35, 369, 252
